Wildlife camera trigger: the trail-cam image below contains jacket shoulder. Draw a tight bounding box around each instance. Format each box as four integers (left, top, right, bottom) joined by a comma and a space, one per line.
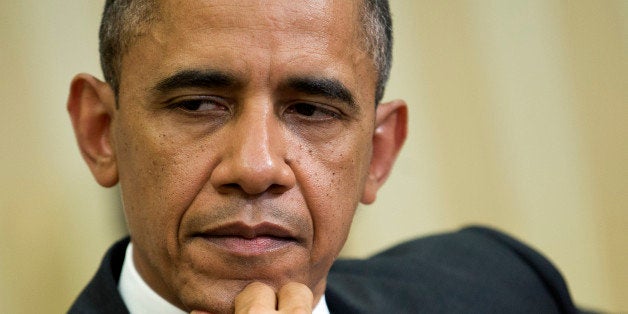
67, 238, 130, 314
326, 226, 579, 313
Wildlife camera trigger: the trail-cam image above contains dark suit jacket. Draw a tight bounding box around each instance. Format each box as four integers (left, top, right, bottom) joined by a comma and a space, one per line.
68, 226, 580, 313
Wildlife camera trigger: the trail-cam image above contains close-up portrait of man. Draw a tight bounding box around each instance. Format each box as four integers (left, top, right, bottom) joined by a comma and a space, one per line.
63, 0, 584, 313
67, 0, 411, 312
1, 0, 617, 313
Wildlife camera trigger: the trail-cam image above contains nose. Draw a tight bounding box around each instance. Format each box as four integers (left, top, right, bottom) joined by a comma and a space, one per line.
210, 102, 296, 196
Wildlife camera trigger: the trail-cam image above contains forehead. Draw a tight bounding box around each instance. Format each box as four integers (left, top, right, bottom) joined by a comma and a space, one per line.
150, 0, 364, 61
155, 0, 358, 56
118, 0, 376, 100
156, 0, 359, 32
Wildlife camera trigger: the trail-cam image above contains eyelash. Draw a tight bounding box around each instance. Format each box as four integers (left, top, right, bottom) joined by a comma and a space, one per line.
166, 96, 344, 122
167, 96, 230, 113
285, 102, 343, 120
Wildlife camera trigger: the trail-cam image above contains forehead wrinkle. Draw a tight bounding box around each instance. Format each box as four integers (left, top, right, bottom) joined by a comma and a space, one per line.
152, 0, 364, 55
116, 0, 377, 93
131, 0, 373, 99
159, 1, 332, 33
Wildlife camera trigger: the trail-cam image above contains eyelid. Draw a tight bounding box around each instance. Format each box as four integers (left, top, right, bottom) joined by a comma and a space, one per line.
166, 95, 231, 111
285, 101, 345, 120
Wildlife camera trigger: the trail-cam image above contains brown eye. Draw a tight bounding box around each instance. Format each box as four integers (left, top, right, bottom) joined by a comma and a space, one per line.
293, 103, 317, 116
286, 102, 341, 120
172, 97, 229, 113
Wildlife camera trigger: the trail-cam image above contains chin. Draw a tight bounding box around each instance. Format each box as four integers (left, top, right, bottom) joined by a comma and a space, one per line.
175, 278, 245, 314
173, 265, 308, 312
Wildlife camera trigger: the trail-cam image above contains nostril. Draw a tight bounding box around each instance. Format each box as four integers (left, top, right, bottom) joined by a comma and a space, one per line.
217, 182, 290, 196
217, 183, 241, 194
268, 183, 290, 194
224, 183, 240, 189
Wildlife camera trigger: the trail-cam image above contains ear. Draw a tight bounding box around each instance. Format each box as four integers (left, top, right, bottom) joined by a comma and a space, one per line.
67, 73, 119, 187
361, 99, 408, 204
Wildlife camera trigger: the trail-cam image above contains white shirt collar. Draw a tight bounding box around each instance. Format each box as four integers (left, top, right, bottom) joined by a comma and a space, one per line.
118, 243, 187, 314
314, 294, 331, 314
118, 242, 330, 314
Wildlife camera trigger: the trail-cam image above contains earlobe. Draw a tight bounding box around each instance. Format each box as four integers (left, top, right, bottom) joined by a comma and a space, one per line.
361, 99, 408, 204
67, 74, 119, 187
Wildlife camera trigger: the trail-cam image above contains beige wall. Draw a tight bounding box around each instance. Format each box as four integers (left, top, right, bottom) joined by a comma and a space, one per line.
345, 1, 627, 312
1, 1, 625, 312
0, 1, 127, 312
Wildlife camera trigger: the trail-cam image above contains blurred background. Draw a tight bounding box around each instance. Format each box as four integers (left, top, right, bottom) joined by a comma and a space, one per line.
1, 1, 626, 312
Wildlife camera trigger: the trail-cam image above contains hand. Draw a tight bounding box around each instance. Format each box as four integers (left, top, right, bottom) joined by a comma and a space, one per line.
235, 282, 313, 313
191, 281, 314, 314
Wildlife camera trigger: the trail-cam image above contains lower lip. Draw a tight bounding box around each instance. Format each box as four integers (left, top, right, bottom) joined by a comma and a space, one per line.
199, 236, 295, 256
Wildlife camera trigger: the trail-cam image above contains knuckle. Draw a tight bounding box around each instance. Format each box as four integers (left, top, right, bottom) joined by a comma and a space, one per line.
281, 307, 311, 314
248, 281, 272, 290
246, 304, 272, 314
279, 282, 313, 299
235, 282, 277, 314
237, 282, 273, 299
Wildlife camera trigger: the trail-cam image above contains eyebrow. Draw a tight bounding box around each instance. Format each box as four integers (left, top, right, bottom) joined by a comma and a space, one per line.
284, 76, 357, 109
152, 69, 238, 93
152, 70, 358, 110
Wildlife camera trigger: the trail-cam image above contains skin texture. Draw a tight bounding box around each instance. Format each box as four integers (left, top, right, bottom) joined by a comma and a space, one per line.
67, 0, 407, 313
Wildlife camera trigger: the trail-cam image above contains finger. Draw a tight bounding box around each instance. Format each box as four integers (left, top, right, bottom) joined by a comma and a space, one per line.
235, 281, 277, 313
277, 282, 313, 313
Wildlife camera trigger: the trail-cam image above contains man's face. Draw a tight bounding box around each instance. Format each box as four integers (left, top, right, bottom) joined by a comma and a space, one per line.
113, 0, 377, 311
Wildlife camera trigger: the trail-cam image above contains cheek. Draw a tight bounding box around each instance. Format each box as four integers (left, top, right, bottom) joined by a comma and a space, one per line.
114, 116, 215, 245
298, 131, 373, 261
